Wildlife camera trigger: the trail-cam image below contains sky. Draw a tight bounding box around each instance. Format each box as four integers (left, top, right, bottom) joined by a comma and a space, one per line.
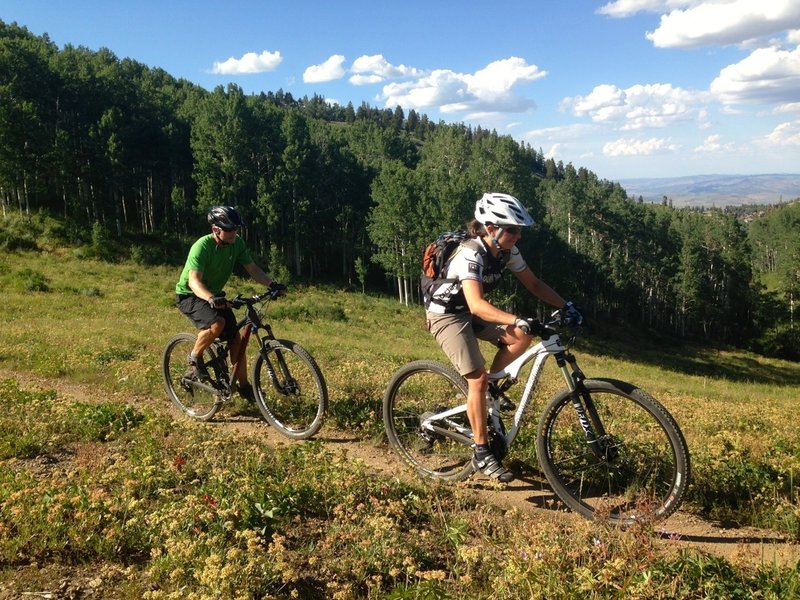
3, 0, 800, 181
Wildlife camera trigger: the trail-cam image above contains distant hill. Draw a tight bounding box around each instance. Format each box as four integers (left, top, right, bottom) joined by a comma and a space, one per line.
616, 174, 800, 208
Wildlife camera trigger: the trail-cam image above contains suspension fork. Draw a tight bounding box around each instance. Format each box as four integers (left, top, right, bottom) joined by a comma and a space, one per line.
253, 324, 295, 394
557, 352, 611, 460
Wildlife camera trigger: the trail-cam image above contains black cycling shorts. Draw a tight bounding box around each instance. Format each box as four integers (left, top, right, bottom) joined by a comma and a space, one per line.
175, 294, 238, 342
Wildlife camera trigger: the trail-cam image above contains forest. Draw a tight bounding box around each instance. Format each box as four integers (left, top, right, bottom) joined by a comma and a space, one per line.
1, 20, 798, 360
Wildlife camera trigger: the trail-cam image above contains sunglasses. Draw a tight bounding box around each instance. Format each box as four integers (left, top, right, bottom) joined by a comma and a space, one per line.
503, 226, 521, 235
214, 225, 239, 233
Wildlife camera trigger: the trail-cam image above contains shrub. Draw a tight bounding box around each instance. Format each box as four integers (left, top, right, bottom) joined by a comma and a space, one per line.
10, 268, 50, 292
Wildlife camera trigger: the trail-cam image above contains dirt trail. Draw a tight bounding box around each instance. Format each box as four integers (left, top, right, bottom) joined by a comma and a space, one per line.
4, 368, 799, 568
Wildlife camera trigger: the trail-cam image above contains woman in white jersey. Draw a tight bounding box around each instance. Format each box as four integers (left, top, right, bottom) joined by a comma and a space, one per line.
426, 192, 583, 483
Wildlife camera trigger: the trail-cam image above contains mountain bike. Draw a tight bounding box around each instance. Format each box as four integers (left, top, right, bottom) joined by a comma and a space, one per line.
162, 289, 328, 439
382, 310, 690, 525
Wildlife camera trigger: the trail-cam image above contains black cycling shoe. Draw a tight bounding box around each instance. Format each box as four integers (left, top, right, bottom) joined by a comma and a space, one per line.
187, 354, 211, 381
237, 382, 256, 403
498, 395, 516, 412
488, 383, 516, 412
472, 453, 515, 483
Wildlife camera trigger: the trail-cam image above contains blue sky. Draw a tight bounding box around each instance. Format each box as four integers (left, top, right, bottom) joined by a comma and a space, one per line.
3, 0, 800, 181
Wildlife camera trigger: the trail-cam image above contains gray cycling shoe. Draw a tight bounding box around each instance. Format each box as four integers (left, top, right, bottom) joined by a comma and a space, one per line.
472, 453, 514, 483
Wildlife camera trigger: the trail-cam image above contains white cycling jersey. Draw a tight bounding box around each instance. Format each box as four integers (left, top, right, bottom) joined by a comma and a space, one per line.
426, 237, 527, 314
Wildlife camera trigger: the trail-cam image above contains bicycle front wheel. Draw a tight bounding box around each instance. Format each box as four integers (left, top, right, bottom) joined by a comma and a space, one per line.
161, 333, 222, 421
252, 339, 328, 440
383, 360, 474, 482
537, 378, 690, 525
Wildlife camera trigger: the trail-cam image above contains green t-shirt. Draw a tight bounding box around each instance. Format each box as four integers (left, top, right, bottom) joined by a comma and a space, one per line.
175, 234, 253, 296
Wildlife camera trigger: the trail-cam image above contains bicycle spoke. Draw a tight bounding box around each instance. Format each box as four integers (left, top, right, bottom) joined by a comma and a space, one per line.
383, 361, 474, 482
162, 334, 221, 421
253, 341, 327, 440
538, 380, 689, 524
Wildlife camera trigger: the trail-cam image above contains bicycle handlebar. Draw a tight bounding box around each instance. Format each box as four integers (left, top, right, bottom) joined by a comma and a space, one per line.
228, 287, 283, 309
528, 309, 583, 340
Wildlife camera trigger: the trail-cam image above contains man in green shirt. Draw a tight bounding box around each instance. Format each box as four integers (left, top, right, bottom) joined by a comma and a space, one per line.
175, 205, 282, 400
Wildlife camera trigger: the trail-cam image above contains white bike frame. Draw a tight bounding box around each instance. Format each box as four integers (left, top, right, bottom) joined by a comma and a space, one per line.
420, 330, 575, 448
488, 332, 574, 445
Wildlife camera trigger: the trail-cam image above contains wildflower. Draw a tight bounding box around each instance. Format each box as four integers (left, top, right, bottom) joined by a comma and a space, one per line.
419, 570, 447, 581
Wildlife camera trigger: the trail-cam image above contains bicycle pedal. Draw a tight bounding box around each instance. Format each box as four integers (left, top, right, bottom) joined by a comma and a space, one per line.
499, 397, 516, 412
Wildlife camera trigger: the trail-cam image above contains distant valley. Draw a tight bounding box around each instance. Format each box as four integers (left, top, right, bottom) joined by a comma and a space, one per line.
616, 173, 800, 208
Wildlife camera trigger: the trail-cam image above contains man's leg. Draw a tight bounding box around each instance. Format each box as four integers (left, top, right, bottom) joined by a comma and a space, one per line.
228, 326, 249, 385
191, 317, 225, 358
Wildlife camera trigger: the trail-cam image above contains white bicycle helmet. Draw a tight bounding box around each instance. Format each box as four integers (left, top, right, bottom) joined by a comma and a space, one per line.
474, 192, 534, 227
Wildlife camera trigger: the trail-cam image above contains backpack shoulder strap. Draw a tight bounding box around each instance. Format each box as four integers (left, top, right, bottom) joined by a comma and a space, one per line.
440, 237, 484, 276
460, 237, 486, 256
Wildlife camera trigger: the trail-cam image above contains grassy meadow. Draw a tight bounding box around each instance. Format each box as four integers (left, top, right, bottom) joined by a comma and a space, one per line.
1, 248, 800, 599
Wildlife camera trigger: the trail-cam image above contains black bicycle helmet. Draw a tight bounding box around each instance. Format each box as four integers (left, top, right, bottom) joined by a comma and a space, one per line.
207, 205, 244, 231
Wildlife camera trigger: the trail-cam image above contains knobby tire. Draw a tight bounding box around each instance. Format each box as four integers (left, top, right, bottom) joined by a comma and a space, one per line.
383, 360, 475, 482
252, 339, 328, 440
161, 333, 222, 421
536, 378, 690, 525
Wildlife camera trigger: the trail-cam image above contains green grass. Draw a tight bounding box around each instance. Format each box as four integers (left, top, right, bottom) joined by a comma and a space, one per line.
1, 248, 800, 598
2, 377, 798, 599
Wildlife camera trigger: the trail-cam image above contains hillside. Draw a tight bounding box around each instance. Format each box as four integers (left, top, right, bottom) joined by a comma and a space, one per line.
1, 249, 800, 598
617, 173, 800, 208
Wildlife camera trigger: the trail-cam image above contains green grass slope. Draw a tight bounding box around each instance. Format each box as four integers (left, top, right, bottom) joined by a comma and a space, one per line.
1, 249, 799, 598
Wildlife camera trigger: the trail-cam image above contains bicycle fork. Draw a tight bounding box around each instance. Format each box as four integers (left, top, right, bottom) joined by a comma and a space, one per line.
254, 330, 297, 396
557, 353, 616, 462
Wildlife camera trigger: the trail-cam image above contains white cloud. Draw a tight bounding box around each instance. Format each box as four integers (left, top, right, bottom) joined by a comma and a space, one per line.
463, 111, 505, 122
710, 45, 800, 104
645, 1, 800, 48
525, 123, 597, 140
379, 57, 545, 114
562, 83, 705, 129
694, 134, 735, 152
467, 58, 546, 101
350, 54, 422, 83
766, 120, 800, 145
210, 50, 282, 75
519, 124, 597, 159
545, 143, 566, 159
776, 102, 800, 113
303, 55, 347, 83
349, 55, 422, 86
598, 0, 693, 18
381, 70, 463, 110
350, 74, 384, 86
603, 137, 680, 156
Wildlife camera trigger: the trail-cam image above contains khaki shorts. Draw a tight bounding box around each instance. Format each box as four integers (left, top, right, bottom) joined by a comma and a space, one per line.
426, 311, 507, 376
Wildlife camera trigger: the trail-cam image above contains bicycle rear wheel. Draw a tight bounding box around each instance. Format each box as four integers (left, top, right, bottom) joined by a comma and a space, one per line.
537, 378, 690, 525
383, 360, 474, 482
161, 333, 222, 421
252, 339, 328, 440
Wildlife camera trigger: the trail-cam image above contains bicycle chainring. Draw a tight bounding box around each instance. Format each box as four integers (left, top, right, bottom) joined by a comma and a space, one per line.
488, 427, 508, 460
